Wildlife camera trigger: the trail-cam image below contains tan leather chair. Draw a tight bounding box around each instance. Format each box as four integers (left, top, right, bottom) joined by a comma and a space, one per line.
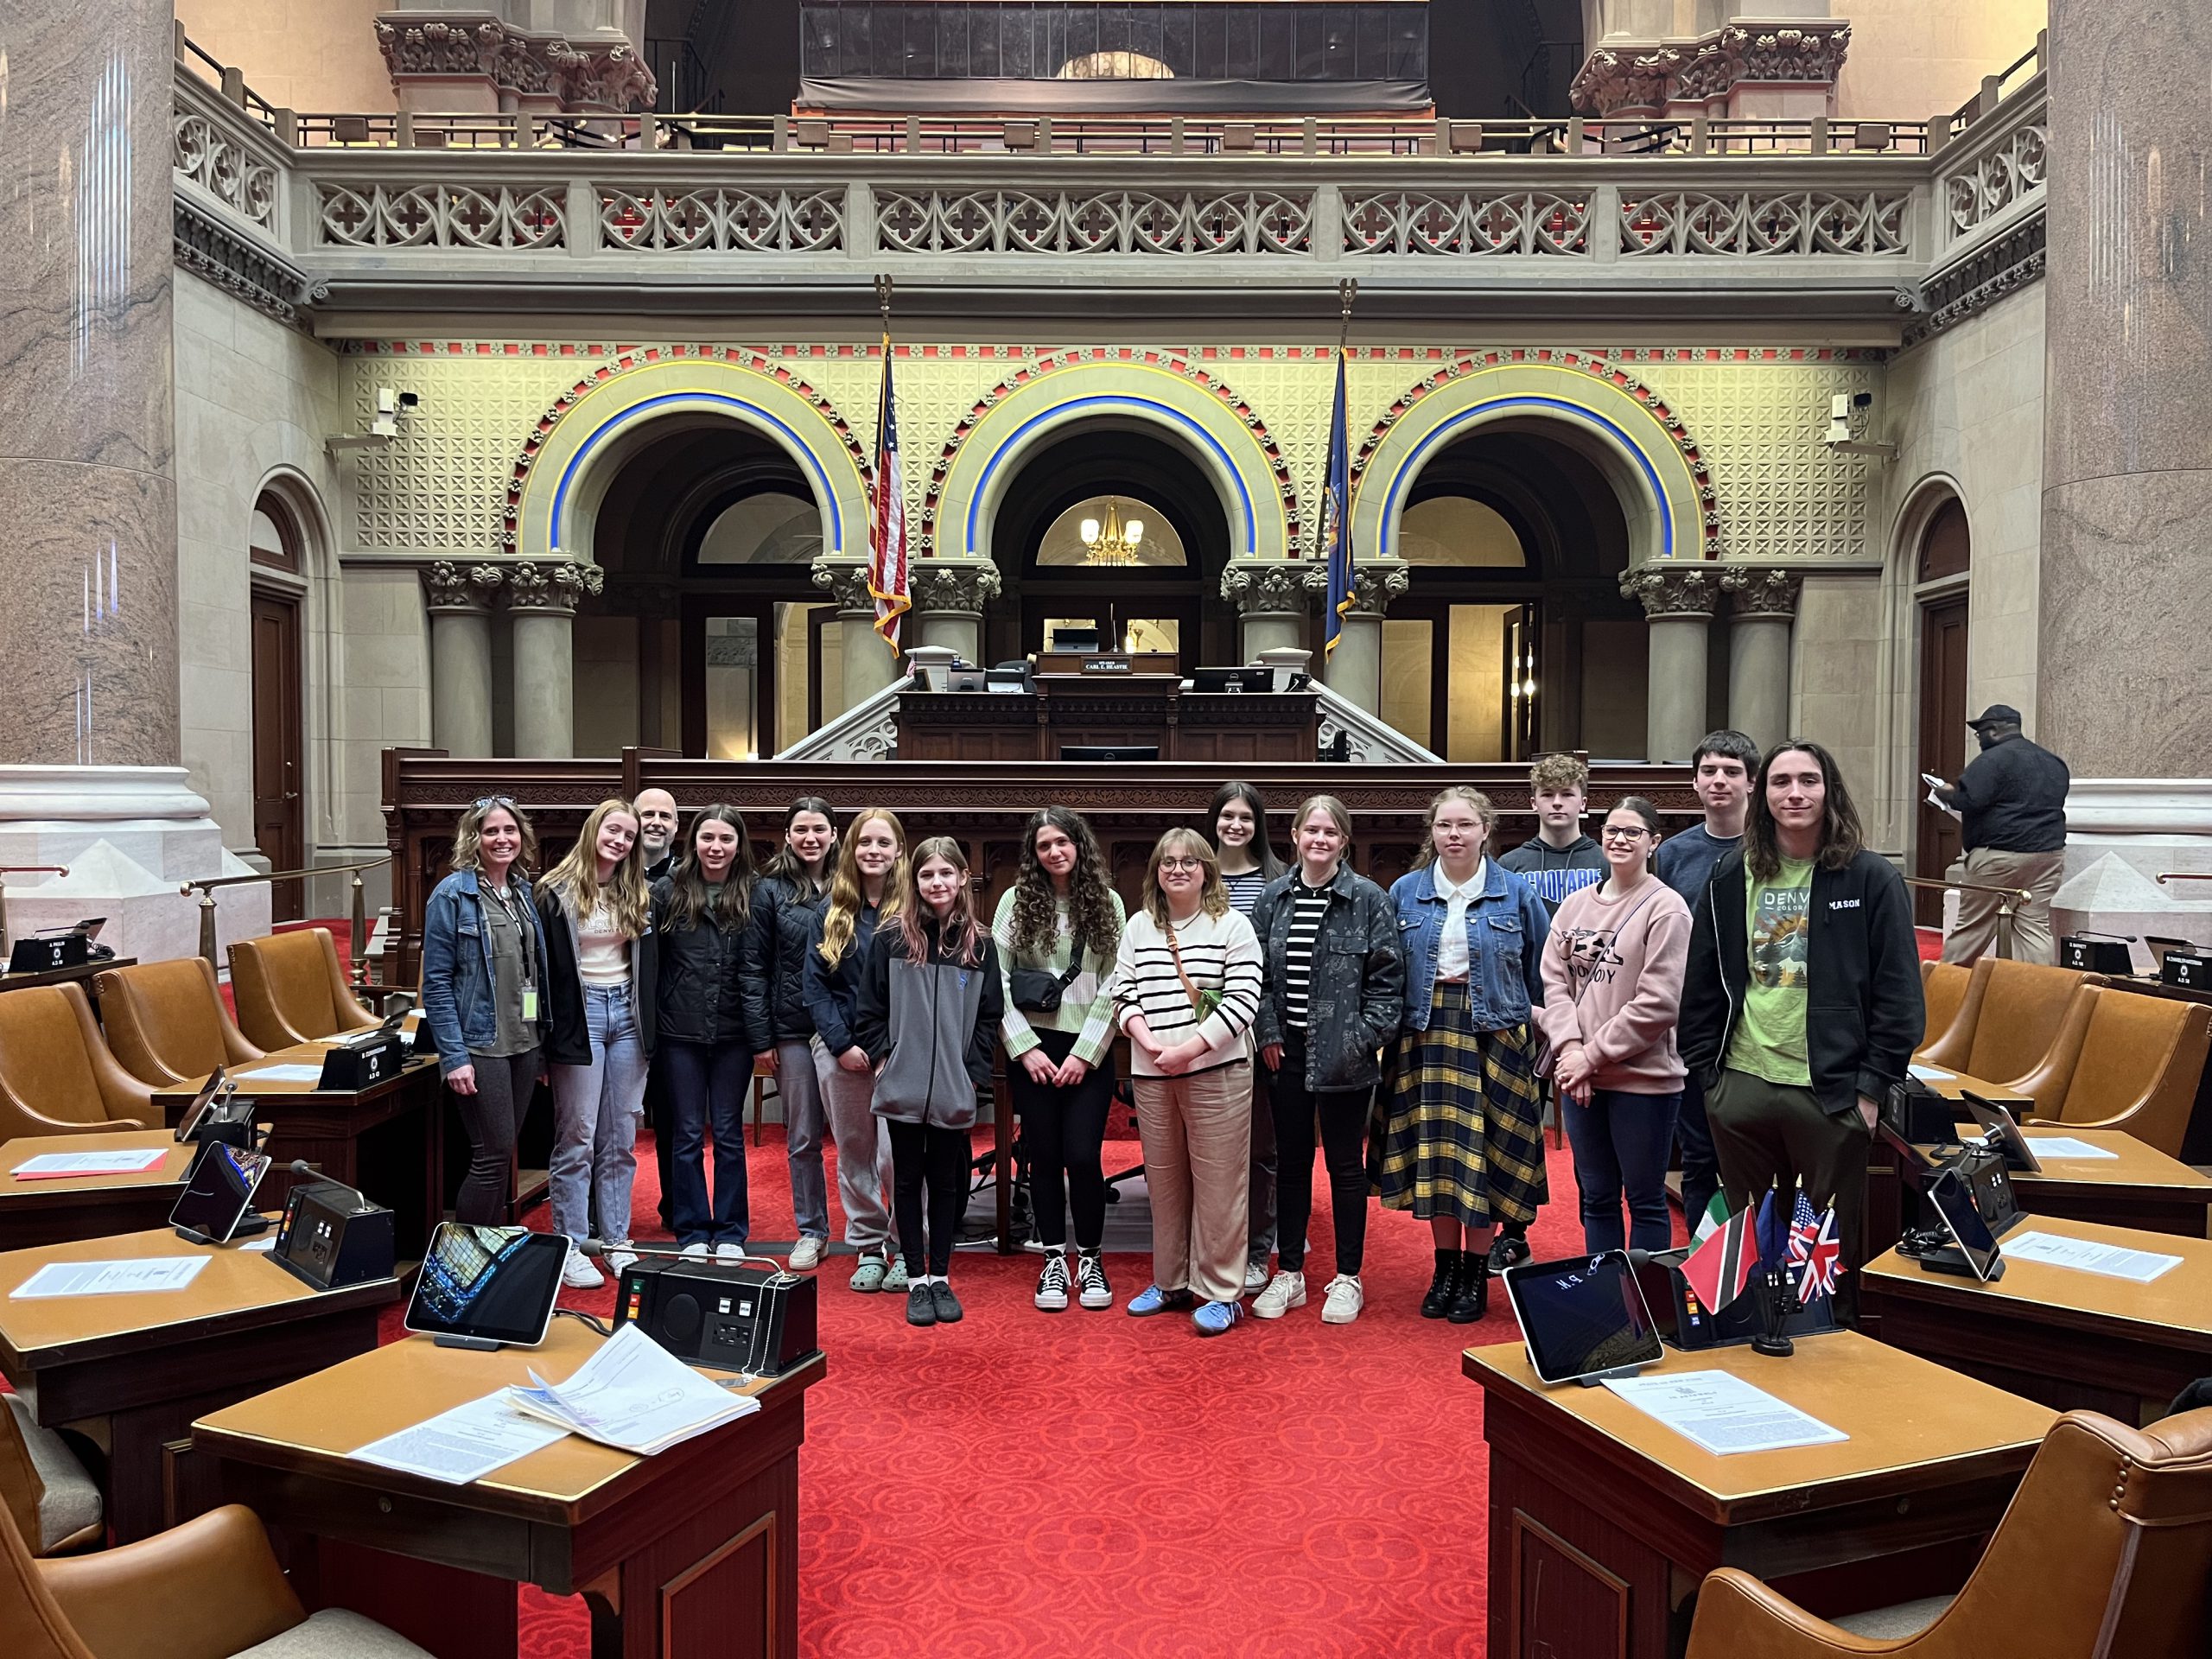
1685, 1407, 2212, 1659
89, 960, 262, 1089
1916, 961, 1972, 1059
0, 982, 151, 1139
1915, 957, 2102, 1088
2015, 986, 2212, 1157
227, 928, 376, 1052
0, 1499, 432, 1659
0, 1400, 99, 1558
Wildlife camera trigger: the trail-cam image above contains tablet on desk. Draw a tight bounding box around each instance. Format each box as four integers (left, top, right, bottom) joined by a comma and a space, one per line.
404, 1222, 569, 1350
1927, 1167, 2005, 1282
1503, 1250, 1664, 1386
174, 1067, 230, 1141
1961, 1092, 2041, 1174
168, 1141, 273, 1243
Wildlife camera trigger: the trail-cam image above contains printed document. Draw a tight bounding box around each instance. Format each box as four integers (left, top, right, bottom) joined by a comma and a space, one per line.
1908, 1065, 1955, 1083
10, 1147, 169, 1178
11, 1256, 209, 1299
506, 1323, 758, 1456
236, 1063, 327, 1084
351, 1391, 570, 1484
1605, 1370, 1849, 1456
2002, 1230, 2183, 1283
2020, 1135, 2118, 1160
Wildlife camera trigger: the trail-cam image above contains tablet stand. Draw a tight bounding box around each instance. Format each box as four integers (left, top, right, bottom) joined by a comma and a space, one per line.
172, 1212, 272, 1247
1573, 1362, 1656, 1389
432, 1334, 507, 1351
1916, 1242, 2005, 1281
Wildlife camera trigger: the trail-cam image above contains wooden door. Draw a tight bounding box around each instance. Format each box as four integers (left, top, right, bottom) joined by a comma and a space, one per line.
1915, 594, 1970, 925
251, 591, 305, 921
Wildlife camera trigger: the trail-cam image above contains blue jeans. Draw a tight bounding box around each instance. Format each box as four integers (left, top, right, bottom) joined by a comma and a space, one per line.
548, 984, 648, 1249
779, 1038, 830, 1242
1562, 1087, 1682, 1255
661, 1038, 752, 1248
1674, 1071, 1719, 1235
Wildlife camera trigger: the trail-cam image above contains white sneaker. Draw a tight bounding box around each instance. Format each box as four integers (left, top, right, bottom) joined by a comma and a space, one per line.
681, 1243, 709, 1257
604, 1244, 639, 1275
715, 1243, 747, 1263
1320, 1274, 1364, 1325
788, 1236, 825, 1271
1252, 1269, 1306, 1319
1243, 1257, 1271, 1294
561, 1251, 604, 1289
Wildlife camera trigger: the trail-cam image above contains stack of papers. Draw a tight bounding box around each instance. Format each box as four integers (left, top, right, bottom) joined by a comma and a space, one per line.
2002, 1230, 2183, 1283
505, 1323, 759, 1455
2020, 1135, 2119, 1160
1604, 1370, 1850, 1456
353, 1392, 571, 1485
11, 1256, 209, 1298
10, 1148, 170, 1179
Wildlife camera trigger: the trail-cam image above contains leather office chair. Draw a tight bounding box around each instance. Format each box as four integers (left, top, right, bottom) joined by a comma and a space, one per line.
227, 928, 376, 1052
1684, 1407, 2212, 1659
0, 982, 152, 1139
0, 1399, 99, 1557
2015, 986, 2212, 1158
1914, 957, 2102, 1088
1915, 961, 1972, 1059
89, 960, 262, 1089
0, 1500, 433, 1659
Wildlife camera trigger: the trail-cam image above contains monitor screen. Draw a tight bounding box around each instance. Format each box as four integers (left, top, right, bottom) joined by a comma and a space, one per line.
1060, 745, 1160, 762
1962, 1092, 2041, 1174
1503, 1250, 1663, 1384
403, 1223, 570, 1348
1927, 1167, 2002, 1281
168, 1141, 271, 1242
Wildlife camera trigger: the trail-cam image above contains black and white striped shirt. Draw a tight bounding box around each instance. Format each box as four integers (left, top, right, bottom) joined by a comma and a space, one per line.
1221, 869, 1267, 918
1280, 878, 1332, 1030
1110, 908, 1264, 1077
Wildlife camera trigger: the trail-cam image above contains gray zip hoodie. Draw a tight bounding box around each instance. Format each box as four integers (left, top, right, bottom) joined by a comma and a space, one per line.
853, 916, 1005, 1128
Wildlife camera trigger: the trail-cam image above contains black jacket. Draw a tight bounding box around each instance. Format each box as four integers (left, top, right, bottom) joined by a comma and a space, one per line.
1951, 733, 2070, 855
748, 873, 827, 1045
651, 876, 770, 1051
804, 901, 880, 1057
1679, 849, 1924, 1119
535, 882, 658, 1067
1249, 864, 1405, 1092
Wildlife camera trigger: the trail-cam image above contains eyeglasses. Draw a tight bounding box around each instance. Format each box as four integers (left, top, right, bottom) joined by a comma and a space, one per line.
1159, 857, 1206, 872
1600, 826, 1650, 842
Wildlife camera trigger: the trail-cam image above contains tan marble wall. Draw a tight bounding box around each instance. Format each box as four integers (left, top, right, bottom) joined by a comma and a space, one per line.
175, 0, 392, 113
0, 4, 179, 766
1834, 0, 2046, 119
1790, 572, 1887, 839
334, 568, 433, 858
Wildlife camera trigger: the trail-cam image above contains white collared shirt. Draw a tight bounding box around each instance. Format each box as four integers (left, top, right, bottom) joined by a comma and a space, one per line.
1433, 860, 1486, 981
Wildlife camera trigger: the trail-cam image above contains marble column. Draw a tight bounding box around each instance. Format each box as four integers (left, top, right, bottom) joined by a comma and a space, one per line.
423, 563, 502, 756
1222, 562, 1315, 663
812, 556, 900, 715
1720, 568, 1801, 753
505, 560, 602, 760
1306, 561, 1408, 717
1622, 565, 1720, 765
911, 561, 1002, 664
2038, 0, 2209, 779
0, 3, 179, 766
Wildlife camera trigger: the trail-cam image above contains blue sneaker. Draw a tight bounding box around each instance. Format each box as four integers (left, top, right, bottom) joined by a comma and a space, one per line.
1126, 1283, 1196, 1317
1192, 1300, 1245, 1337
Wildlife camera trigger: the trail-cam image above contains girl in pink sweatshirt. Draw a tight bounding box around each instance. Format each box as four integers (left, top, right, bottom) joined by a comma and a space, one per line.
1536, 795, 1692, 1254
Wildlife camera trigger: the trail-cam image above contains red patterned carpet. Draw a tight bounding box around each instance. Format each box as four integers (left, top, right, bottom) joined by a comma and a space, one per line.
394, 1123, 1649, 1659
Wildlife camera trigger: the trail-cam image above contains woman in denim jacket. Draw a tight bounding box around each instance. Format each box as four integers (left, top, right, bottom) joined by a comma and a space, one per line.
1378, 786, 1550, 1323
422, 796, 552, 1225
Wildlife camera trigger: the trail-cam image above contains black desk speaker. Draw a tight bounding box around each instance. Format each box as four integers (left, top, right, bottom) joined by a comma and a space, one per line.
613, 1258, 818, 1377
2164, 951, 2212, 993
2061, 936, 2134, 975
270, 1179, 395, 1290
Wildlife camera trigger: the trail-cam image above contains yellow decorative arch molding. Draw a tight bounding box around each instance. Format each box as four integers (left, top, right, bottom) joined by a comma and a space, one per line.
924, 348, 1297, 564
1350, 351, 1717, 567
506, 347, 874, 563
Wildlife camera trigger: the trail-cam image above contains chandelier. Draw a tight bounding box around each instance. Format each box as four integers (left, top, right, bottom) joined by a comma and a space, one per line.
1079, 499, 1145, 566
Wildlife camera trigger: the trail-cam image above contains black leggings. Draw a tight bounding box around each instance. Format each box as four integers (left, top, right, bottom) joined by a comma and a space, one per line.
888, 1119, 969, 1278
455, 1048, 539, 1225
1269, 1034, 1370, 1277
1006, 1028, 1115, 1250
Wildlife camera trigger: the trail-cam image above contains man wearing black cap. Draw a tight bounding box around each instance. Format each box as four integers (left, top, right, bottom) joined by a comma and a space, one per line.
1928, 704, 2070, 964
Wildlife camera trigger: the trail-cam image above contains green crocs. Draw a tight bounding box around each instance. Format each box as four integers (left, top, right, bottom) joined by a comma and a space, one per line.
882, 1256, 910, 1292
849, 1251, 889, 1293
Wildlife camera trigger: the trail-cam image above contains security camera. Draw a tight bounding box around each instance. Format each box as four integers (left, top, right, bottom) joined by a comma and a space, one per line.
328, 386, 416, 454
1824, 391, 1896, 461
397, 391, 420, 409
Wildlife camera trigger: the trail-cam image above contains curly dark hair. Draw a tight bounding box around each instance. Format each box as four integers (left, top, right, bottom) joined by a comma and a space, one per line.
1745, 741, 1866, 880
1006, 807, 1122, 964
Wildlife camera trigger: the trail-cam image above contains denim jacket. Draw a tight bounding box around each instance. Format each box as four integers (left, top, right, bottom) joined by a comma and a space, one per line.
1389, 861, 1550, 1034
421, 868, 552, 1076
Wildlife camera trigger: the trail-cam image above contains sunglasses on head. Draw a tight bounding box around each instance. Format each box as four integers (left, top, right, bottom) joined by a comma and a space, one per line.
473, 795, 518, 812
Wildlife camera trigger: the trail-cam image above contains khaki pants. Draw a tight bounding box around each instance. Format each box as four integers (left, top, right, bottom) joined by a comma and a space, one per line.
1705, 1068, 1872, 1325
1135, 1060, 1253, 1305
1943, 846, 2066, 966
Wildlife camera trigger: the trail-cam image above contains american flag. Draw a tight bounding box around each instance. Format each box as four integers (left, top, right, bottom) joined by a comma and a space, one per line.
868, 336, 908, 655
1788, 1191, 1844, 1302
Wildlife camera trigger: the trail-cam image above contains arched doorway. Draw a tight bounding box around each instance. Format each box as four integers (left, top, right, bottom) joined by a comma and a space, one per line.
249, 490, 307, 919
1912, 493, 1972, 922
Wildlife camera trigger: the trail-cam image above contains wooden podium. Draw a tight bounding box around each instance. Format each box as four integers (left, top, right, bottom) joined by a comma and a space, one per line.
894, 668, 1318, 764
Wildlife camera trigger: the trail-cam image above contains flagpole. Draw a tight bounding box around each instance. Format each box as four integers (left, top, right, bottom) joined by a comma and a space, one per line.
869, 273, 909, 657
1320, 278, 1359, 655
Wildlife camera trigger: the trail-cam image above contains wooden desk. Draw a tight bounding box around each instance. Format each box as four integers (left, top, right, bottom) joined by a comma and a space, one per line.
156, 1039, 446, 1261
0, 957, 137, 995
893, 680, 1319, 764
194, 1324, 825, 1659
0, 1227, 397, 1542
1863, 1214, 2212, 1425
0, 1129, 194, 1250
1465, 1332, 2056, 1659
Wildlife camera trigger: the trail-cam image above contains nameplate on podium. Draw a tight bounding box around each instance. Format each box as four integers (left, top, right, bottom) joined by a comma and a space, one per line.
316, 1030, 408, 1091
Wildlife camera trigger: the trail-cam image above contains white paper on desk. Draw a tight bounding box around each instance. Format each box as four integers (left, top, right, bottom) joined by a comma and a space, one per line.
10, 1255, 209, 1299
507, 1322, 757, 1456
350, 1391, 571, 1485
2022, 1135, 2120, 1160
1604, 1370, 1850, 1457
2002, 1230, 2183, 1283
10, 1147, 168, 1177
234, 1063, 327, 1084
1909, 1065, 1955, 1083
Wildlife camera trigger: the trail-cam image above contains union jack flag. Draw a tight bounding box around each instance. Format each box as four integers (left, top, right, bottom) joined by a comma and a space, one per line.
1787, 1191, 1844, 1303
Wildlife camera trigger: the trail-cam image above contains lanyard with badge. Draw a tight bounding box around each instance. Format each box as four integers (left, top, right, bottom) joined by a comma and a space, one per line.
485, 882, 539, 1022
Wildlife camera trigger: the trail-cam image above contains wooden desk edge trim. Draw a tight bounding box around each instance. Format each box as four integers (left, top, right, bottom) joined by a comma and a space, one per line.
1860, 1268, 2212, 1349
0, 1274, 402, 1369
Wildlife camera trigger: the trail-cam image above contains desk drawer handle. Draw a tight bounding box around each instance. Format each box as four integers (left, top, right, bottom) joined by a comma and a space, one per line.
1895, 1497, 1911, 1516
378, 1497, 393, 1515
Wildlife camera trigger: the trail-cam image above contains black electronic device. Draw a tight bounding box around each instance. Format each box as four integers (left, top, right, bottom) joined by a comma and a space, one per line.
173, 1066, 256, 1147
985, 665, 1033, 695
1048, 626, 1100, 652
1501, 1249, 1664, 1386
2061, 933, 2136, 975
10, 927, 89, 976
943, 669, 988, 694
1921, 1166, 2005, 1281
1961, 1091, 2042, 1173
611, 1254, 819, 1377
315, 1025, 409, 1091
1883, 1076, 1956, 1147
2162, 950, 2212, 992
1644, 1243, 1836, 1351
1060, 744, 1160, 762
271, 1163, 397, 1291
1191, 666, 1274, 695
403, 1222, 566, 1349
168, 1141, 273, 1244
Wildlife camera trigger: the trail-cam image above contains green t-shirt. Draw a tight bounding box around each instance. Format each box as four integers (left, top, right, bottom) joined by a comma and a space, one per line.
1726, 857, 1815, 1086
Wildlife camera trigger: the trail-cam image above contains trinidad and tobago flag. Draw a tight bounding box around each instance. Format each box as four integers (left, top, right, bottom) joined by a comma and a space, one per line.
1680, 1201, 1756, 1314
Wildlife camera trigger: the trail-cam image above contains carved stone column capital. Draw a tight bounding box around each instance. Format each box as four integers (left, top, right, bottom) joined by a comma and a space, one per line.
1720, 567, 1803, 619
376, 13, 656, 114
505, 559, 602, 614
1303, 559, 1409, 615
811, 555, 875, 613
1620, 563, 1721, 619
423, 560, 505, 613
1571, 19, 1851, 115
1222, 561, 1316, 616
911, 559, 1002, 613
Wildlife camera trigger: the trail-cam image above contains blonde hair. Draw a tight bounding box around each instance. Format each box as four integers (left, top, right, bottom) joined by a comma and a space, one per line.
542, 798, 649, 938
817, 807, 906, 966
1413, 785, 1496, 869
449, 797, 539, 877
1290, 794, 1355, 857
1141, 828, 1230, 926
